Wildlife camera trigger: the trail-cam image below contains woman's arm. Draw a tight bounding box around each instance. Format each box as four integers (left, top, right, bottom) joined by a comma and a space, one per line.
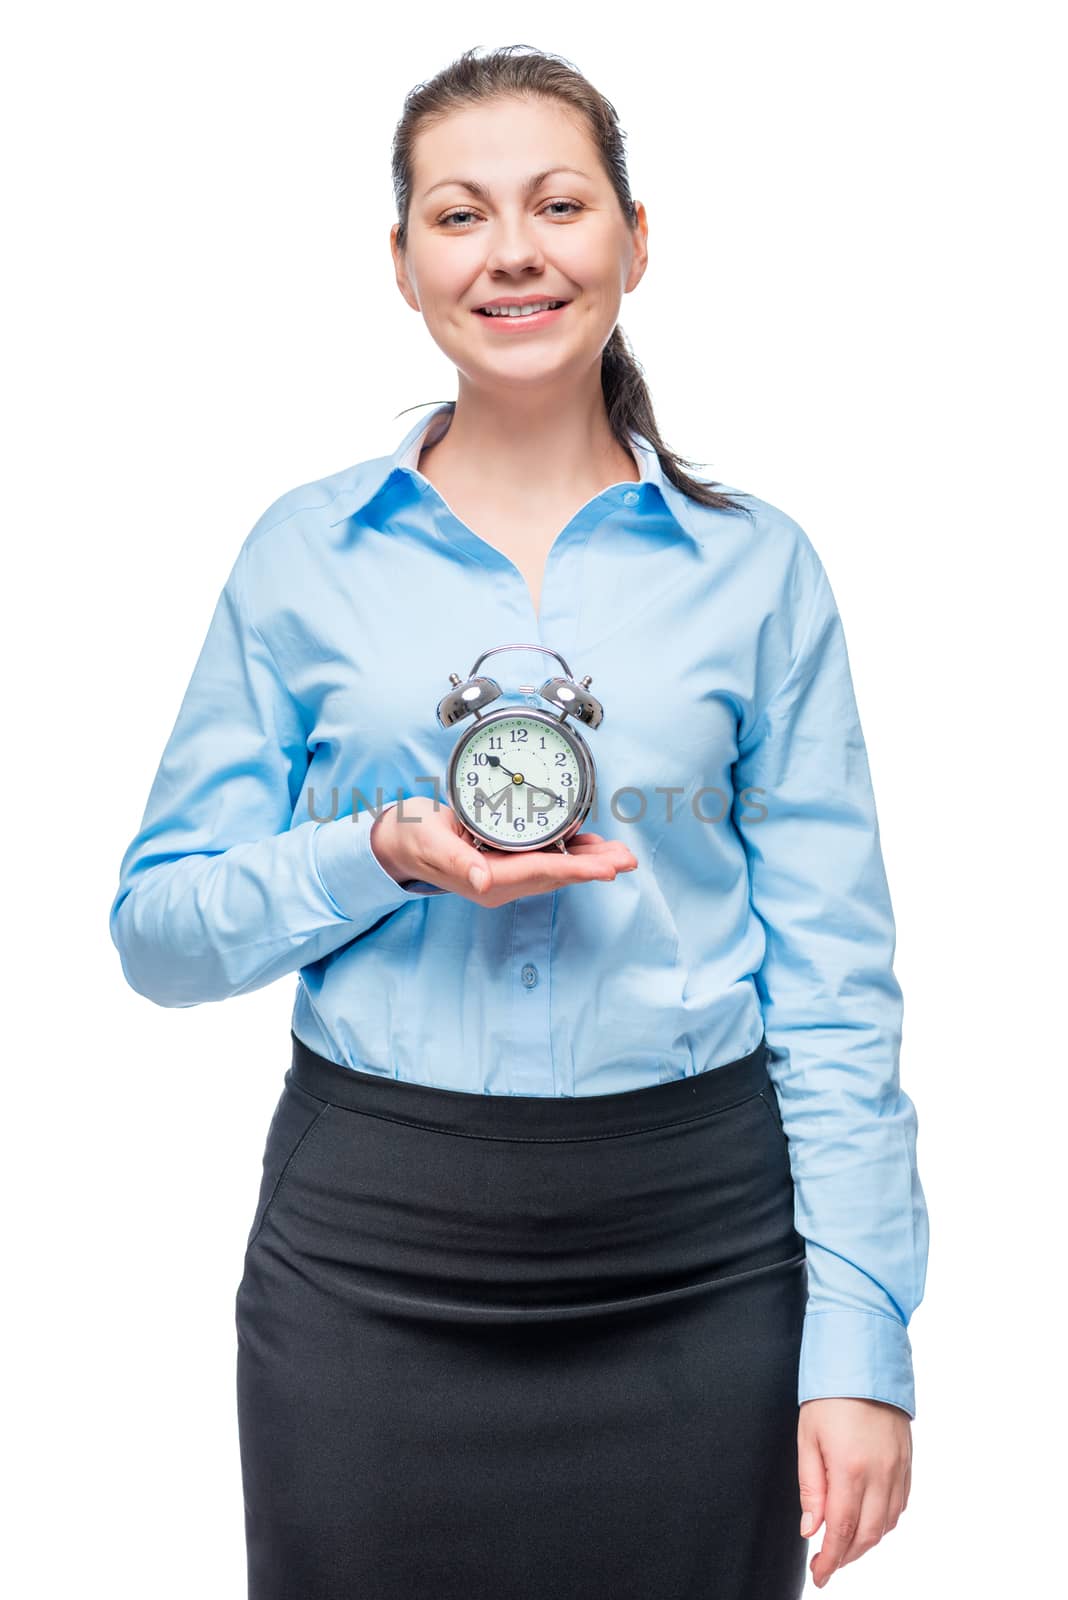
109, 538, 444, 1009
732, 540, 929, 1421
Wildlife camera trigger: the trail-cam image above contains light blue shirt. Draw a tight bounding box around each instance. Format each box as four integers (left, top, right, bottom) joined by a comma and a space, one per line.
109, 400, 929, 1418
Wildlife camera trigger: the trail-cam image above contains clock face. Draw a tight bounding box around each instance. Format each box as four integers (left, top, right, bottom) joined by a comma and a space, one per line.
451, 714, 587, 847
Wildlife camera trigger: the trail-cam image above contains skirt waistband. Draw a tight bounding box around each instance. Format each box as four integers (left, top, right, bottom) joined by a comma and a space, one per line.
289, 1029, 770, 1142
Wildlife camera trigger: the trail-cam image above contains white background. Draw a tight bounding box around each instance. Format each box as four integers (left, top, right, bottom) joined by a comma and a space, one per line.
5, 2, 1062, 1593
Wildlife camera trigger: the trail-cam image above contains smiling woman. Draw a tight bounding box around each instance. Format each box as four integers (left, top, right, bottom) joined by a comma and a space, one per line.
380, 73, 751, 640
108, 37, 925, 1600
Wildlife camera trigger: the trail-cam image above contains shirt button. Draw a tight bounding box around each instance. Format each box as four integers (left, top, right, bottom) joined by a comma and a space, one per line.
623, 489, 639, 506
521, 963, 539, 988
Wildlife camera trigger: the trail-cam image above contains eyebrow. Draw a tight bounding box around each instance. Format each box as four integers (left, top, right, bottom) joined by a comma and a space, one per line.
421, 166, 592, 202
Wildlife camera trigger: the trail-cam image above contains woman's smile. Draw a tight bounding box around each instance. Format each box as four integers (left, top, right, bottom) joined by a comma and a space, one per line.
472, 299, 571, 330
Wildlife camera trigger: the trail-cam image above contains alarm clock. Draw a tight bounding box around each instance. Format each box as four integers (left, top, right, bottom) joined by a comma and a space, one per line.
436, 644, 604, 854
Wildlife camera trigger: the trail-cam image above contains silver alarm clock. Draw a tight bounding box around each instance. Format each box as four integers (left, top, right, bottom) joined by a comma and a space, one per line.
436, 644, 605, 854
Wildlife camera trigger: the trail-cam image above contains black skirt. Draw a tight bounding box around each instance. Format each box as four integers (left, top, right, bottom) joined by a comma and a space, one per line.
234, 1030, 809, 1600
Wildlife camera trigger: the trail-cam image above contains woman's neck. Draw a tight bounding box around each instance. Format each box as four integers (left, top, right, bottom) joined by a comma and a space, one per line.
418, 393, 641, 506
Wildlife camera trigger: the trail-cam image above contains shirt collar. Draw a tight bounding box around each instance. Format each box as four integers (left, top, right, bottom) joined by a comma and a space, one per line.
330, 401, 707, 548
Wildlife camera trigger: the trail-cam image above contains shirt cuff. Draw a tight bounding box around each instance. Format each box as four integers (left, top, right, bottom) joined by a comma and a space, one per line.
313, 810, 448, 922
798, 1309, 917, 1420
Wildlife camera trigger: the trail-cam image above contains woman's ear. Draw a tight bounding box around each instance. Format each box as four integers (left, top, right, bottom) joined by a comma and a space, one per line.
390, 223, 421, 312
624, 200, 650, 296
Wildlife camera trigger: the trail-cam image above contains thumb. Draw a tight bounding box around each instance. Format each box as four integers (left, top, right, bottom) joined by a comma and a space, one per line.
797, 1429, 826, 1539
458, 838, 490, 892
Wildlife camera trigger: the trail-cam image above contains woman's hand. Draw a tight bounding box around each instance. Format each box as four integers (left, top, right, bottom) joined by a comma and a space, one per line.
798, 1397, 913, 1587
370, 797, 638, 906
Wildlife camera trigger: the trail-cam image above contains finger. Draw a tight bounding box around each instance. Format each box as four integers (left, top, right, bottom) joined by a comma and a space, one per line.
558, 845, 634, 875
797, 1428, 826, 1542
551, 831, 634, 855
884, 1473, 906, 1533
488, 844, 627, 882
434, 834, 500, 895
515, 853, 620, 886
567, 838, 638, 863
551, 837, 639, 869
831, 1479, 891, 1573
809, 1472, 864, 1589
433, 814, 619, 897
456, 837, 637, 900
457, 841, 610, 897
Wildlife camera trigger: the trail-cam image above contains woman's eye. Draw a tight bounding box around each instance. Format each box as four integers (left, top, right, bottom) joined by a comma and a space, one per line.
438, 200, 584, 229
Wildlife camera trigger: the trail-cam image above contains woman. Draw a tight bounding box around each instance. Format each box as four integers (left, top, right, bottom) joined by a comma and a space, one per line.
109, 44, 928, 1599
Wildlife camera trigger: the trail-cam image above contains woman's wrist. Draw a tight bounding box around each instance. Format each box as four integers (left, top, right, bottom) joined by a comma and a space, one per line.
369, 805, 407, 885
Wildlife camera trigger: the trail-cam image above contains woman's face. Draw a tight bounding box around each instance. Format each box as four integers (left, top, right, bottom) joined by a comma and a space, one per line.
391, 96, 648, 392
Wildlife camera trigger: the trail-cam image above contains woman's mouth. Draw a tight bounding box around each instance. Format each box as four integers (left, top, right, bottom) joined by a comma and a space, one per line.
472, 300, 570, 330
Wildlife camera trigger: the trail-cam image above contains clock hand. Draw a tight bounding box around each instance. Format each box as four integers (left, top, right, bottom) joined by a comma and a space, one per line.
519, 782, 562, 810
484, 756, 562, 805
484, 782, 514, 808
485, 756, 522, 779
472, 780, 516, 814
477, 778, 558, 817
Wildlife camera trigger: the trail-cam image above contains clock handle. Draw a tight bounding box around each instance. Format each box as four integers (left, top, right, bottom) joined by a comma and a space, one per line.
468, 642, 574, 681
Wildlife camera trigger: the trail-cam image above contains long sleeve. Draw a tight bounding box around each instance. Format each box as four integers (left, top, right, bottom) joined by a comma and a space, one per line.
109, 536, 445, 1009
731, 547, 929, 1419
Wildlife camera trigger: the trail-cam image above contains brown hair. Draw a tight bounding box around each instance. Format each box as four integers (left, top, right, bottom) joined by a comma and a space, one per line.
391, 43, 750, 518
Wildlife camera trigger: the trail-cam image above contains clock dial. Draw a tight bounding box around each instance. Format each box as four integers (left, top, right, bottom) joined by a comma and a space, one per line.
453, 715, 583, 845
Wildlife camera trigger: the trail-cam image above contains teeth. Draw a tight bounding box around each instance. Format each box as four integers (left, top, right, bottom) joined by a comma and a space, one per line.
479, 300, 562, 317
